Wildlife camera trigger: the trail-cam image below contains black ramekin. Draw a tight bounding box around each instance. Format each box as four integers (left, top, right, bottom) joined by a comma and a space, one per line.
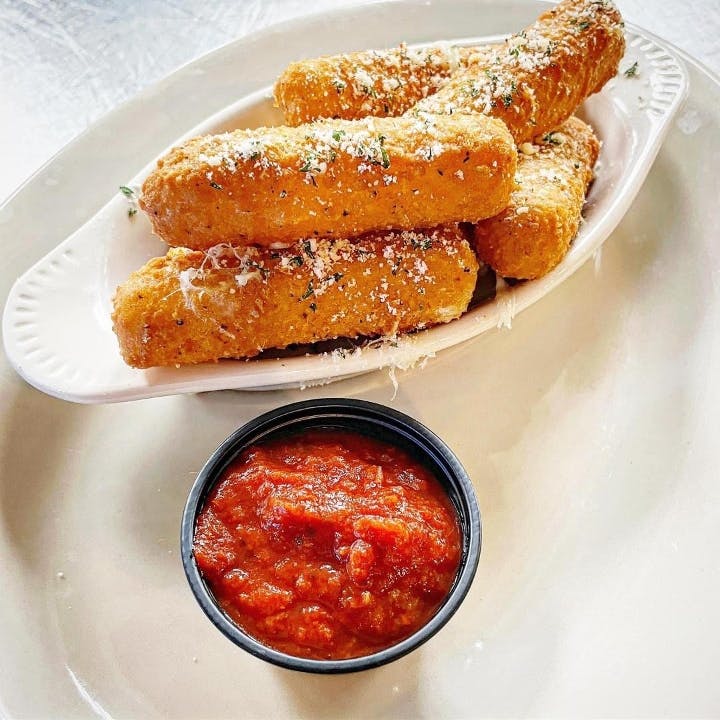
181, 398, 481, 674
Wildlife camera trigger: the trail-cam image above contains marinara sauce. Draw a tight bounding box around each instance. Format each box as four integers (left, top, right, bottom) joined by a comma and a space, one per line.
193, 429, 461, 660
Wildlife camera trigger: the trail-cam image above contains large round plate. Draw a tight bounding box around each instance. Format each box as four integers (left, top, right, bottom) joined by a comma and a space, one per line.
0, 1, 719, 717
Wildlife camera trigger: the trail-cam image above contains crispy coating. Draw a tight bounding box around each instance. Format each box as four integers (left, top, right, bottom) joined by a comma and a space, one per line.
472, 116, 599, 280
112, 227, 478, 368
274, 43, 484, 125
411, 0, 625, 144
140, 114, 516, 250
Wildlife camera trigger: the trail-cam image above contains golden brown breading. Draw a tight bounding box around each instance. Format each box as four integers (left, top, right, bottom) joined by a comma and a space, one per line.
472, 116, 599, 280
411, 0, 625, 144
140, 114, 516, 250
112, 227, 478, 368
274, 43, 485, 125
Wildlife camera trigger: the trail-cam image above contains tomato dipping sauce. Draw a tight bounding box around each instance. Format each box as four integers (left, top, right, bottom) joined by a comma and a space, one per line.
193, 429, 462, 660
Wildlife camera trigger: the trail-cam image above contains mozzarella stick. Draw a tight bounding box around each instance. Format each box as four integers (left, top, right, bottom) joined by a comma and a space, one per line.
140, 114, 516, 250
112, 227, 478, 368
274, 43, 484, 125
411, 0, 625, 144
472, 116, 599, 280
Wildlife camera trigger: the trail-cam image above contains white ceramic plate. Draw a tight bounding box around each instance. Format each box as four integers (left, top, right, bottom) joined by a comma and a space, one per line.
2, 2, 720, 718
2, 25, 686, 403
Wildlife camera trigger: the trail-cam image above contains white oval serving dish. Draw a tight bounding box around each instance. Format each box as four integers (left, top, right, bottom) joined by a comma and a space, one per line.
2, 28, 687, 403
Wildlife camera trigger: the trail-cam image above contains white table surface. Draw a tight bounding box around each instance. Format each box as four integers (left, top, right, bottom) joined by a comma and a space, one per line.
1, 0, 718, 205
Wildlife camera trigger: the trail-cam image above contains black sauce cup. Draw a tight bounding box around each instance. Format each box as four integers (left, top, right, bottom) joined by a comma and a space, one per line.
181, 398, 481, 674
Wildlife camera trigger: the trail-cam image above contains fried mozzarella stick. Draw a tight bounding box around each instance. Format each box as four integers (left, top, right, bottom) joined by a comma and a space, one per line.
411, 0, 625, 144
473, 116, 599, 280
274, 43, 484, 125
112, 227, 478, 368
140, 114, 516, 250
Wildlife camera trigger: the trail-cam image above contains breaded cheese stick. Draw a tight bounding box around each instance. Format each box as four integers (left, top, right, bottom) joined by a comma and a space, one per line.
140, 114, 516, 250
274, 43, 485, 125
411, 0, 625, 144
112, 227, 478, 368
473, 116, 599, 279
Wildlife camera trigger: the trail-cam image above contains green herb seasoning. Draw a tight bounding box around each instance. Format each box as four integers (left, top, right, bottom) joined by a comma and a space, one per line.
379, 135, 390, 169
120, 185, 138, 219
623, 61, 639, 77
542, 132, 561, 145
